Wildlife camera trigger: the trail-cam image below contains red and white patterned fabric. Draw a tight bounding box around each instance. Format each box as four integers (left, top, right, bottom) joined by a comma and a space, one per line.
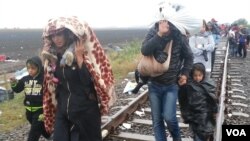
41, 16, 116, 134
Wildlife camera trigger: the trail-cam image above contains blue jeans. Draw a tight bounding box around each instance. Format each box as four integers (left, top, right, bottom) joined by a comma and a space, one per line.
229, 44, 237, 57
212, 34, 221, 45
148, 81, 181, 141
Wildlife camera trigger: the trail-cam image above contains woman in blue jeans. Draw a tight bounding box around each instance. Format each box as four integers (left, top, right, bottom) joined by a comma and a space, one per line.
148, 82, 181, 141
141, 5, 195, 140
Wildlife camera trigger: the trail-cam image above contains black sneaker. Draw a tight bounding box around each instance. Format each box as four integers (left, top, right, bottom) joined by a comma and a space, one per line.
46, 132, 54, 141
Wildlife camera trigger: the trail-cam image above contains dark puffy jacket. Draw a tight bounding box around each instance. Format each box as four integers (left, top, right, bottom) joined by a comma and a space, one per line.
228, 36, 237, 46
54, 54, 98, 114
178, 79, 218, 138
211, 23, 221, 35
141, 24, 193, 85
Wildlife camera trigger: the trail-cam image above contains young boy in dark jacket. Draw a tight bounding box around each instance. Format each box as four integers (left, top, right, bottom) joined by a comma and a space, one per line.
179, 63, 218, 141
10, 56, 51, 141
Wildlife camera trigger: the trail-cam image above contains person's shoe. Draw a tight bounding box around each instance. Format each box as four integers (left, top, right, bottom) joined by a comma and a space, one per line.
131, 83, 144, 94
46, 132, 54, 141
173, 137, 182, 141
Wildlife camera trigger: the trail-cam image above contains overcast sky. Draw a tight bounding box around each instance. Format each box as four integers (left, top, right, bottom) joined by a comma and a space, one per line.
0, 0, 249, 28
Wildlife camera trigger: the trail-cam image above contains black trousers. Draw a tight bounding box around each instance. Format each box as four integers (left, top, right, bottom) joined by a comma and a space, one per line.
238, 43, 247, 58
26, 109, 50, 141
53, 104, 102, 141
211, 47, 217, 72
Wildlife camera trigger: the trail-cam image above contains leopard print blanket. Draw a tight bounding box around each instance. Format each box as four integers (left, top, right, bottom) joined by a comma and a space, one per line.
41, 16, 116, 134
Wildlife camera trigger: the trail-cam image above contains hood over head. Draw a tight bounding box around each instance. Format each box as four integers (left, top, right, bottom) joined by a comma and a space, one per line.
190, 62, 206, 81
42, 16, 86, 39
41, 16, 88, 61
26, 56, 43, 76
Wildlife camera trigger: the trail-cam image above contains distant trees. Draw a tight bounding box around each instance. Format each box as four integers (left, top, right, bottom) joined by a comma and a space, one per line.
232, 18, 249, 28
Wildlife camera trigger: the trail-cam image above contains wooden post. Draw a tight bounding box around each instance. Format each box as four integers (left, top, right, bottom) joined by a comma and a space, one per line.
3, 72, 8, 89
3, 72, 9, 100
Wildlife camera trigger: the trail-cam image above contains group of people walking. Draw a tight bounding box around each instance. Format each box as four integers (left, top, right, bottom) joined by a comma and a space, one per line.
138, 19, 218, 141
10, 17, 115, 141
9, 1, 246, 141
228, 24, 250, 58
133, 3, 221, 141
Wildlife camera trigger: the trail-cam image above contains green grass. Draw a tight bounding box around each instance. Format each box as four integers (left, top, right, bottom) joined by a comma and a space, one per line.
0, 93, 26, 132
109, 40, 142, 79
0, 40, 142, 132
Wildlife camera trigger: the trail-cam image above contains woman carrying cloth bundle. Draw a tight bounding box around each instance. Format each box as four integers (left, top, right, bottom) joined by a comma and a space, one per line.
41, 16, 116, 141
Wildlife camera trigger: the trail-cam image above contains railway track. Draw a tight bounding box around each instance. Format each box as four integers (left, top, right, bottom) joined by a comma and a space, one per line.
1, 38, 250, 141
101, 89, 193, 141
101, 39, 250, 141
212, 41, 250, 141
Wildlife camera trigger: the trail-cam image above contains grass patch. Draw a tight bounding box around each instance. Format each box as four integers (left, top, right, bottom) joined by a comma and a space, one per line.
0, 93, 26, 132
0, 40, 142, 132
109, 40, 142, 79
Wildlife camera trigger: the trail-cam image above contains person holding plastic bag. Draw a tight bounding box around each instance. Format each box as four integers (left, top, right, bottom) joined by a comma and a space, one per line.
139, 2, 201, 141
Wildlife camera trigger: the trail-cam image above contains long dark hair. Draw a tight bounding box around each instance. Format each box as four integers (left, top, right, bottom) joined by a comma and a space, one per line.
203, 19, 210, 31
49, 28, 78, 47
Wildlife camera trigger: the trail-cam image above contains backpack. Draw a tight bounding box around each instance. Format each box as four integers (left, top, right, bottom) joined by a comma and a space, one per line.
239, 35, 246, 44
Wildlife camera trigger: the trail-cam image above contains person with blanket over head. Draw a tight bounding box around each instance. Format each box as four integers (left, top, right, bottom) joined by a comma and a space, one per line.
41, 16, 116, 141
178, 63, 218, 141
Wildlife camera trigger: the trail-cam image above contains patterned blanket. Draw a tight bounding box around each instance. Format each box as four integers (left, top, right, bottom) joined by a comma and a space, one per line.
41, 16, 116, 134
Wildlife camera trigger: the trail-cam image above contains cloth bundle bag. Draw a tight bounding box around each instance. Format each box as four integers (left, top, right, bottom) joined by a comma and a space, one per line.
138, 40, 172, 77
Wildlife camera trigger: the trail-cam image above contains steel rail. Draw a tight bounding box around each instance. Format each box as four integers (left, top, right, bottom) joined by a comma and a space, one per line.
101, 90, 148, 139
215, 42, 229, 141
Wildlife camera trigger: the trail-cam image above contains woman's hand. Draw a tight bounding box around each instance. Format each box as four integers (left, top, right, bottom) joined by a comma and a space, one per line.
75, 39, 85, 68
178, 75, 187, 86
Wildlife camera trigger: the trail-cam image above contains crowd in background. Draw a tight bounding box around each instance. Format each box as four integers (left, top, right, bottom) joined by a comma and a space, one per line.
4, 1, 250, 140
227, 24, 250, 58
